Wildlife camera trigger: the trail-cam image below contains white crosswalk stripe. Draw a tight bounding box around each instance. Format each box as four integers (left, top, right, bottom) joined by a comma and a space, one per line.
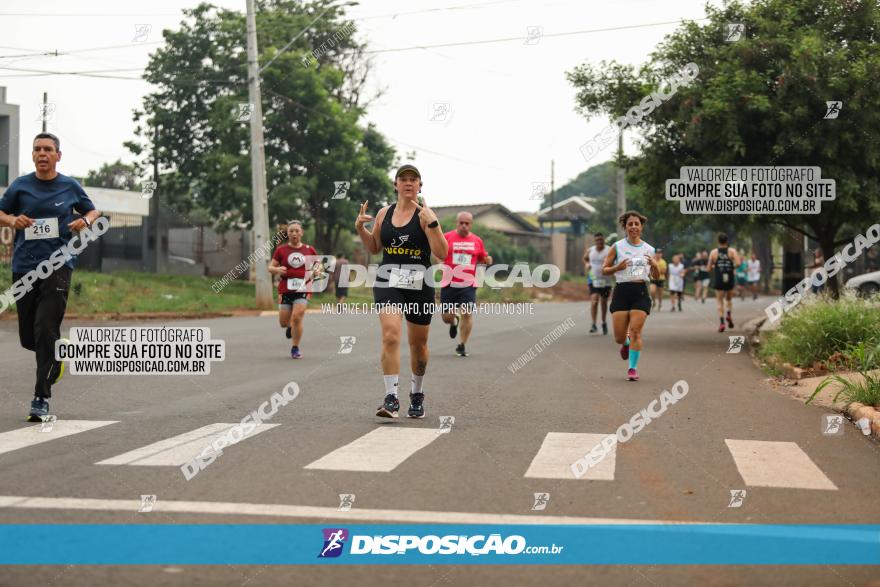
0, 417, 842, 494
305, 427, 445, 472
0, 421, 118, 456
95, 423, 279, 466
524, 432, 616, 480
725, 439, 838, 490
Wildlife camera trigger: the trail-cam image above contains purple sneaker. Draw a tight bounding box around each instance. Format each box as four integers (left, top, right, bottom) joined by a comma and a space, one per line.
291, 346, 302, 359
619, 343, 630, 360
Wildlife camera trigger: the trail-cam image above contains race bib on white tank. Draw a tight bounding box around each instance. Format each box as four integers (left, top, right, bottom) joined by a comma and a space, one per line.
612, 239, 655, 283
629, 257, 648, 279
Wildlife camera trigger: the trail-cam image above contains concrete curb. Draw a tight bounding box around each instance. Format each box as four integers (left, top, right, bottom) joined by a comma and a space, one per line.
847, 402, 880, 437
765, 356, 829, 381
751, 316, 879, 438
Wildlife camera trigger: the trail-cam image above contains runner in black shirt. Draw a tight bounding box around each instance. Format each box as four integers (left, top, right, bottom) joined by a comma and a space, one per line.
707, 234, 741, 333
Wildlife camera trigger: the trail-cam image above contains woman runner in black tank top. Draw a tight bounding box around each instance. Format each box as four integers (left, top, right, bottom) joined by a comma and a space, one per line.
354, 164, 448, 419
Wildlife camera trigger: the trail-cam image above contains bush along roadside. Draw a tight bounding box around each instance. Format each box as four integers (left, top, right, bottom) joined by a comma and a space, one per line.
757, 295, 880, 376
806, 341, 880, 408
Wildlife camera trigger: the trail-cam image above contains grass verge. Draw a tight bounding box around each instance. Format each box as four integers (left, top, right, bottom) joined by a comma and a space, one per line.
757, 295, 880, 371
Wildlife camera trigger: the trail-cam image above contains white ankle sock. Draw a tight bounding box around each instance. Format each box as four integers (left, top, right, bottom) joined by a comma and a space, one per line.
383, 375, 399, 397
411, 374, 424, 394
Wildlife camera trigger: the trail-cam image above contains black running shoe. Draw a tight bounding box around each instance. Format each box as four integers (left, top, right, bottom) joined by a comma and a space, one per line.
285, 326, 291, 339
602, 323, 608, 335
408, 393, 425, 418
52, 338, 69, 384
449, 315, 459, 339
27, 397, 49, 422
589, 324, 598, 333
376, 394, 399, 418
726, 314, 734, 329
455, 343, 467, 357
49, 360, 64, 385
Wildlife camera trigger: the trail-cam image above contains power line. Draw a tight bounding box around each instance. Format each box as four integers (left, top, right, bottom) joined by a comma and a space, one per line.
355, 0, 523, 21
365, 18, 709, 54
0, 41, 163, 59
259, 3, 336, 74
0, 16, 709, 78
0, 65, 143, 80
0, 51, 58, 60
0, 1, 520, 20
0, 12, 182, 17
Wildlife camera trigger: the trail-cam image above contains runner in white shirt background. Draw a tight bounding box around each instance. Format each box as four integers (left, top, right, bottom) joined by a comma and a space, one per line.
667, 254, 687, 312
747, 252, 762, 301
583, 232, 610, 334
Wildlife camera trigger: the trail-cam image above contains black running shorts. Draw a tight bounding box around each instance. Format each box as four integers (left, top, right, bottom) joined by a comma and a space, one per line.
610, 282, 651, 315
713, 273, 735, 291
373, 285, 435, 325
589, 285, 611, 298
280, 292, 309, 306
440, 285, 477, 311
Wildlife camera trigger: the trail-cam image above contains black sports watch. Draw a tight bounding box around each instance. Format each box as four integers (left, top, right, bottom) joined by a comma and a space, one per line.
427, 220, 439, 229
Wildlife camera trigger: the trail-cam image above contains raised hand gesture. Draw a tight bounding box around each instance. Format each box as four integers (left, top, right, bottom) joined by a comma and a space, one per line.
417, 195, 438, 225
355, 200, 374, 231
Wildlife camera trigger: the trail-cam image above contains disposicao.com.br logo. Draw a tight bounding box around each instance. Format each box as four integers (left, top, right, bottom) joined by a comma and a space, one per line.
318, 528, 563, 558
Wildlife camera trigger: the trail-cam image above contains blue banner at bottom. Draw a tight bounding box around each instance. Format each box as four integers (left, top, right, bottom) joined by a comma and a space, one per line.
0, 524, 878, 565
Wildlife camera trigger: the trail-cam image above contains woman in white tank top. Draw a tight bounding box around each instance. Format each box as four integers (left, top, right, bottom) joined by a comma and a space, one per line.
602, 210, 660, 382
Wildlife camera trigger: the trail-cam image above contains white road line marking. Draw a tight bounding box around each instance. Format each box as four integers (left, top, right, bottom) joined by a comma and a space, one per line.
304, 427, 443, 472
96, 423, 279, 466
0, 495, 714, 525
0, 421, 118, 456
525, 432, 616, 480
725, 439, 838, 490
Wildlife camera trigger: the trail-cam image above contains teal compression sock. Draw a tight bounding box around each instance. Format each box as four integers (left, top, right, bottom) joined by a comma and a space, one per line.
629, 350, 641, 369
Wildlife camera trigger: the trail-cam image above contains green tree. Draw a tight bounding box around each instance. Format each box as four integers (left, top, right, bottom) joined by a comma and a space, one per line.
126, 0, 396, 251
567, 0, 880, 295
84, 159, 141, 191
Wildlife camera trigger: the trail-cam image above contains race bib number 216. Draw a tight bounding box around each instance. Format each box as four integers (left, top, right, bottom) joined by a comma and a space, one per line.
25, 218, 59, 240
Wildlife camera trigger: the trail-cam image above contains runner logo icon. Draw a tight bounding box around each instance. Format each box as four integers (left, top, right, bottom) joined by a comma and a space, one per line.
726, 336, 745, 353
319, 528, 349, 558
389, 235, 410, 248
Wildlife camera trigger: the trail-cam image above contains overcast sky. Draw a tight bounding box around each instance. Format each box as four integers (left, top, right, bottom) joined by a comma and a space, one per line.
0, 0, 724, 212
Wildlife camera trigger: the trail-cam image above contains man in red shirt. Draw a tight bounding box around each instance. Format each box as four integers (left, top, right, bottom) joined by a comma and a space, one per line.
440, 212, 491, 357
269, 220, 318, 359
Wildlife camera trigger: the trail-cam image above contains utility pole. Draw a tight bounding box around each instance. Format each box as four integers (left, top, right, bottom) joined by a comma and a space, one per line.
616, 129, 625, 218
245, 0, 273, 309
147, 123, 160, 272
42, 92, 48, 133
549, 159, 555, 235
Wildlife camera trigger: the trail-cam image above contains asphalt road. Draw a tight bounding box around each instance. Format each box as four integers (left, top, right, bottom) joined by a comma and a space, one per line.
0, 296, 878, 586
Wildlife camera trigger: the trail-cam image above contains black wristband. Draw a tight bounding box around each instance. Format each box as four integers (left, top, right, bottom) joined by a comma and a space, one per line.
427, 220, 439, 229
